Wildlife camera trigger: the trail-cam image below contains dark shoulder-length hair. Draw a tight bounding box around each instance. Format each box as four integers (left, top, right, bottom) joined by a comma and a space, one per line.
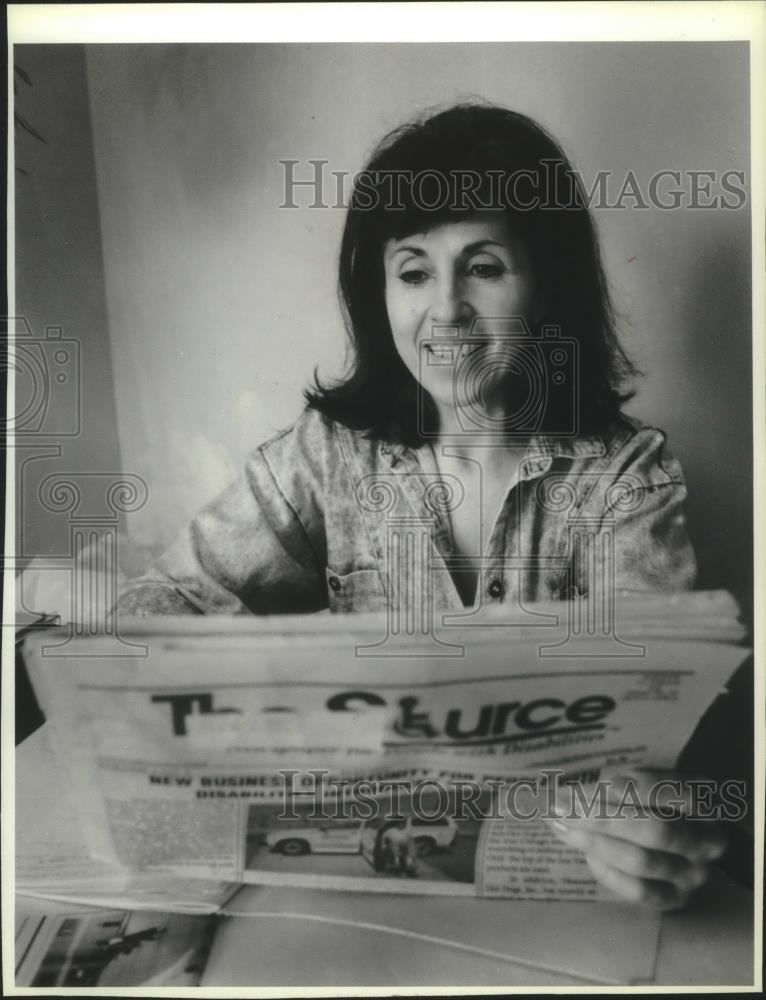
306, 102, 637, 446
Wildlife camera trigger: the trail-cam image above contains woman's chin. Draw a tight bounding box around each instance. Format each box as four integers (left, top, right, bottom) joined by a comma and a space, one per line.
425, 390, 504, 432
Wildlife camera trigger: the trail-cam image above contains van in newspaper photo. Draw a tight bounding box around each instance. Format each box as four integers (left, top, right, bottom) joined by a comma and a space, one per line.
266, 817, 458, 858
247, 801, 479, 886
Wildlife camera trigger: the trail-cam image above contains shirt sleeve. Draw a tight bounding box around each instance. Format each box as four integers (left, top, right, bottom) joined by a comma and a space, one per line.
116, 416, 329, 617
573, 426, 697, 595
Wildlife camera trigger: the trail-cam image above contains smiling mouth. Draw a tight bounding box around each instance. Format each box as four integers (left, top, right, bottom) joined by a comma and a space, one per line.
424, 343, 457, 363
423, 341, 489, 364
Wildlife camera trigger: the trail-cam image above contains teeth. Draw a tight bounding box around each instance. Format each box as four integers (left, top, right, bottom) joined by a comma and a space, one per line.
426, 344, 453, 359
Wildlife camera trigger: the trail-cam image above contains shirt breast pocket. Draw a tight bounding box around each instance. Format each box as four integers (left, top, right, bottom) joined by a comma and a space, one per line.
325, 567, 387, 614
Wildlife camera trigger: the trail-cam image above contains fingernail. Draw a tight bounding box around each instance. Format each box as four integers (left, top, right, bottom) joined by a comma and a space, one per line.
548, 818, 568, 835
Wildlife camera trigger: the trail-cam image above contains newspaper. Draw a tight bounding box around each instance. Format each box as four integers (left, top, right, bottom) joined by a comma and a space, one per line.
15, 725, 239, 915
22, 591, 749, 901
15, 895, 220, 988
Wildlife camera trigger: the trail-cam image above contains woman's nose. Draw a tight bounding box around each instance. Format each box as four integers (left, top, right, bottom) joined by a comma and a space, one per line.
428, 274, 471, 327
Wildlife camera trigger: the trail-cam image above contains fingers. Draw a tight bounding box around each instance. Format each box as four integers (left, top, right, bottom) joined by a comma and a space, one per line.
549, 775, 727, 862
541, 770, 729, 908
550, 810, 726, 862
546, 813, 718, 873
546, 815, 593, 852
596, 767, 717, 818
545, 821, 710, 908
585, 854, 694, 911
586, 833, 709, 894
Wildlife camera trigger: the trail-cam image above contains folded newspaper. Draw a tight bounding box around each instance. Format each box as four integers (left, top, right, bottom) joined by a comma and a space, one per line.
15, 895, 224, 989
21, 590, 749, 904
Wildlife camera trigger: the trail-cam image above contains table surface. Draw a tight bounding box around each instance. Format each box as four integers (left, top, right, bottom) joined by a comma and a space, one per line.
200, 870, 755, 988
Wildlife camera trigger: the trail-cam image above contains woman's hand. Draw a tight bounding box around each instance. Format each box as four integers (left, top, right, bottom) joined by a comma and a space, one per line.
545, 768, 727, 910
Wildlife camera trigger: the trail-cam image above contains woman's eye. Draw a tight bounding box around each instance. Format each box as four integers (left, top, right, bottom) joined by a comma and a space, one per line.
399, 269, 429, 286
468, 262, 504, 279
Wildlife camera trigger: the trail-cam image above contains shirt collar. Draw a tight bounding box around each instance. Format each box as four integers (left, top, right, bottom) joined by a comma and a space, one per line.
380, 433, 606, 475
519, 432, 607, 479
378, 441, 409, 467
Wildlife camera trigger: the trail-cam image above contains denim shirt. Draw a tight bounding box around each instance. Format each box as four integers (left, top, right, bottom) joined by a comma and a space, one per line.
116, 407, 696, 617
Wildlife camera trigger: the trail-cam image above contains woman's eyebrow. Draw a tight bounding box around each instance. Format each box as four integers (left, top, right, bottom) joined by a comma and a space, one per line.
461, 239, 510, 255
386, 239, 510, 261
387, 245, 428, 260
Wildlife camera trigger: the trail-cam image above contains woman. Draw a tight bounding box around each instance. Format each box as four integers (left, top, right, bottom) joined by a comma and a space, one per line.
118, 104, 723, 907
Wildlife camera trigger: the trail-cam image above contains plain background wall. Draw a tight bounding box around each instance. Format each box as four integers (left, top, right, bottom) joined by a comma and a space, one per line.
14, 45, 121, 564
19, 43, 752, 595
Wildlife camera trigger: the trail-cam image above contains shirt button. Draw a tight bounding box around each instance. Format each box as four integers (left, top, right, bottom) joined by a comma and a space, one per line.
380, 444, 391, 456
488, 579, 504, 599
328, 575, 341, 592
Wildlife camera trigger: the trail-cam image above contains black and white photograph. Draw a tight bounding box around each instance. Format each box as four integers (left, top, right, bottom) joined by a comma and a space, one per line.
246, 800, 479, 886
15, 903, 218, 988
6, 2, 763, 992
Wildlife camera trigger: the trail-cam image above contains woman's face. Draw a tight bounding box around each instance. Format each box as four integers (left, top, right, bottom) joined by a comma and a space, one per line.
383, 214, 537, 420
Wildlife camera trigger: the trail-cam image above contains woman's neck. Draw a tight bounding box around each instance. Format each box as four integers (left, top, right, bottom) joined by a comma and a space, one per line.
432, 401, 531, 464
